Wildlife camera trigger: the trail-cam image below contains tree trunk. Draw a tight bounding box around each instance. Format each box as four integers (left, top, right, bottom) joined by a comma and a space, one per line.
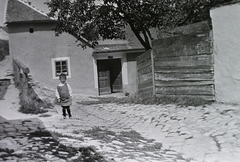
128, 22, 152, 50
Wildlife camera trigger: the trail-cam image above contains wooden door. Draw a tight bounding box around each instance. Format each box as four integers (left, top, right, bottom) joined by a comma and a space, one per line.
97, 60, 111, 95
109, 59, 122, 92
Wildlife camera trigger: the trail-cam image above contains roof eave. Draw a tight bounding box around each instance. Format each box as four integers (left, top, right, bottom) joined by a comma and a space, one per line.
93, 47, 145, 54
5, 20, 56, 25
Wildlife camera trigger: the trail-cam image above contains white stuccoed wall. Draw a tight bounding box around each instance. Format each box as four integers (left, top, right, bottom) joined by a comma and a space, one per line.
211, 3, 240, 103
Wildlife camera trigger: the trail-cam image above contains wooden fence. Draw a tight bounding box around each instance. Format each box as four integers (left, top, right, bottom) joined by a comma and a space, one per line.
137, 21, 215, 101
136, 49, 154, 95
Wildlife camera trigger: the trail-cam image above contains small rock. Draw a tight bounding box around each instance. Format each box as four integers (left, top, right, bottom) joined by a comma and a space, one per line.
32, 137, 42, 141
112, 140, 125, 145
32, 147, 39, 151
44, 154, 54, 159
14, 150, 25, 155
58, 151, 69, 155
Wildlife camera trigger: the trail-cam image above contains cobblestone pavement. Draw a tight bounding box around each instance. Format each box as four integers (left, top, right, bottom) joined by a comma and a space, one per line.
0, 83, 102, 162
40, 108, 191, 162
41, 101, 240, 162
0, 116, 91, 162
1, 83, 240, 161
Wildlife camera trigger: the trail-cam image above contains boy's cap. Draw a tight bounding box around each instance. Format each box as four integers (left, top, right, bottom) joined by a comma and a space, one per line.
59, 73, 67, 78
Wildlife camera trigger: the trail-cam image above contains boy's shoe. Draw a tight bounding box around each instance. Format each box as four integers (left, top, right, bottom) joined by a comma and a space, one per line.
63, 116, 66, 119
69, 115, 72, 119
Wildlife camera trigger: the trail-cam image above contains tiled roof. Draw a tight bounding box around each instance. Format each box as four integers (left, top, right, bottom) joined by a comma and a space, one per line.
5, 0, 145, 51
5, 0, 53, 23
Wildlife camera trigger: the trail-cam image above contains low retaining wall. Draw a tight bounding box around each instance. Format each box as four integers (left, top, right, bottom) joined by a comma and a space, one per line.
12, 58, 53, 114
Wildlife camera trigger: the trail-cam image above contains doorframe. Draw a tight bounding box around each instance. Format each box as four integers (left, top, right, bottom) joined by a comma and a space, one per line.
97, 59, 123, 95
92, 52, 127, 95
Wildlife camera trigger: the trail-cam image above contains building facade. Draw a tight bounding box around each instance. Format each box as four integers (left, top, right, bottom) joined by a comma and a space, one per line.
6, 0, 145, 95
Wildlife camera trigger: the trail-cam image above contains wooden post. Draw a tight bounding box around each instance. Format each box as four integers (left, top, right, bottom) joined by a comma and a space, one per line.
151, 49, 156, 97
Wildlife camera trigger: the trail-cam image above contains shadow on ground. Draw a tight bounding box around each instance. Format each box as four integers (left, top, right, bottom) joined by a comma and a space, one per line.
0, 117, 106, 161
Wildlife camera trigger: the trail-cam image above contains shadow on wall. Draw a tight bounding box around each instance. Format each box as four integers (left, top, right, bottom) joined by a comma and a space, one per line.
0, 39, 9, 61
0, 79, 10, 100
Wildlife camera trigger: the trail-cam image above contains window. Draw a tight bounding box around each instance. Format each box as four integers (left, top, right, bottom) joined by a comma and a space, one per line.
55, 60, 68, 76
51, 57, 71, 79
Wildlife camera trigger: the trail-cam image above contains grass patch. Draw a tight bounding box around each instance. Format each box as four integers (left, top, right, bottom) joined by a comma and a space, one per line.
19, 91, 48, 114
78, 95, 213, 107
19, 102, 48, 114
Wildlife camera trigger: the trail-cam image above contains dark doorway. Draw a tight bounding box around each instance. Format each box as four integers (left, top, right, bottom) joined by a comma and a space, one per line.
97, 59, 122, 95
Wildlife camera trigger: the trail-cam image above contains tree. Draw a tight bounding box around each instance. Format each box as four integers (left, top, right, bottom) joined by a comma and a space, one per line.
46, 0, 231, 50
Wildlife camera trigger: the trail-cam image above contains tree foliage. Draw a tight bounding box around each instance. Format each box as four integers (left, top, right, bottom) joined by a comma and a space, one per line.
46, 0, 231, 50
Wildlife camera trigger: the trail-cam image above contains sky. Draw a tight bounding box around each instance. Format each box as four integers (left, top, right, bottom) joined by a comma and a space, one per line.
0, 0, 7, 26
0, 0, 49, 26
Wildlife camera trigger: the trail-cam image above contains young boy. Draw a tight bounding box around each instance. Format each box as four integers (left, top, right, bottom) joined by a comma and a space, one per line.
55, 73, 72, 119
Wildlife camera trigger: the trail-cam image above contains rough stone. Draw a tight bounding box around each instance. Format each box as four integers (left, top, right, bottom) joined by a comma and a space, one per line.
32, 147, 39, 151
4, 127, 17, 132
0, 137, 21, 151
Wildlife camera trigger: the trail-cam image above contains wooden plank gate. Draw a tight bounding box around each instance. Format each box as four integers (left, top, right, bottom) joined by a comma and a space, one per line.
137, 21, 215, 101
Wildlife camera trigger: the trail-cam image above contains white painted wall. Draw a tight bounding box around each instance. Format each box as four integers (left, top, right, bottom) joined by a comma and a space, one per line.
0, 28, 8, 40
211, 3, 240, 103
8, 22, 96, 95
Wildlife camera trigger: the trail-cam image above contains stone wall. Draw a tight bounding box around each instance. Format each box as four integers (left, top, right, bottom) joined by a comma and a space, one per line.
13, 58, 53, 114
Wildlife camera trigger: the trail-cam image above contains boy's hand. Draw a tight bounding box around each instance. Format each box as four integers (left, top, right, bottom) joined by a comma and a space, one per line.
57, 98, 61, 103
61, 99, 68, 103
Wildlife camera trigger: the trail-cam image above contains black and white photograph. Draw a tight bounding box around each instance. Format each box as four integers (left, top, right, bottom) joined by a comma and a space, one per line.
0, 0, 240, 161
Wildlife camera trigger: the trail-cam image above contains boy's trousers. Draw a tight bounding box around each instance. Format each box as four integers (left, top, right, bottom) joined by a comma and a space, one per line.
62, 106, 72, 117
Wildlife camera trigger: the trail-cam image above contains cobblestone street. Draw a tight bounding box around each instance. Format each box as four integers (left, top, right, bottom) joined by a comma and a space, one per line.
41, 101, 240, 162
1, 83, 240, 162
